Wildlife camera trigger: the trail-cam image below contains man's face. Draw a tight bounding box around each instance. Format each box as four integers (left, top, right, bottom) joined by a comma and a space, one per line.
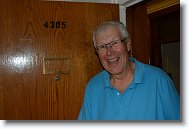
95, 26, 129, 75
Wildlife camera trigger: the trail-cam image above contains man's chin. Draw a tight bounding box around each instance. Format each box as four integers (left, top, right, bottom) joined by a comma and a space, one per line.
107, 69, 121, 75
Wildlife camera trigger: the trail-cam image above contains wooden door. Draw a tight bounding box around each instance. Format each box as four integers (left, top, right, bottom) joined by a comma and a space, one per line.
126, 2, 150, 64
0, 0, 119, 120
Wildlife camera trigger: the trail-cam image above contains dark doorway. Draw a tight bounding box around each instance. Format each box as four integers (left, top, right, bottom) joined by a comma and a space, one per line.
149, 5, 180, 93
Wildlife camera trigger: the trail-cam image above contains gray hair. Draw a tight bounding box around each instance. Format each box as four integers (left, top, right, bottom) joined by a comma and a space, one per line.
92, 21, 129, 47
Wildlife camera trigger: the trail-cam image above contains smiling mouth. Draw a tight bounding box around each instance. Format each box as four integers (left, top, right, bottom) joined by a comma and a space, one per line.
107, 57, 120, 64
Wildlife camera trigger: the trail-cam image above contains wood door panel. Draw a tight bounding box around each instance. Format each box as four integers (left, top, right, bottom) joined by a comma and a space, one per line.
126, 3, 150, 64
0, 0, 119, 120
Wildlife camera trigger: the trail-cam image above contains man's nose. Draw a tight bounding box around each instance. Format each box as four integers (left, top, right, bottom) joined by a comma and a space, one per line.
105, 44, 113, 55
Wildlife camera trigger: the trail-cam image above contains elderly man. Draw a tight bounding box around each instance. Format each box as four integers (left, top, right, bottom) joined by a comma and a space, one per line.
78, 21, 180, 120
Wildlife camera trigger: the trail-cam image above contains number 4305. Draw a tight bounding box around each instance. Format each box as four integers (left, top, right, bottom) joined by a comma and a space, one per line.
44, 21, 66, 29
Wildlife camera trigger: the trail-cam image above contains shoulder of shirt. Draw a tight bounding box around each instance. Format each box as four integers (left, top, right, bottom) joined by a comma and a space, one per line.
88, 70, 107, 84
85, 70, 107, 89
142, 62, 170, 79
131, 57, 168, 78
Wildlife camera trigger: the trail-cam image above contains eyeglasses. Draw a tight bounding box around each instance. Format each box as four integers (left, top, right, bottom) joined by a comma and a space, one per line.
95, 37, 127, 54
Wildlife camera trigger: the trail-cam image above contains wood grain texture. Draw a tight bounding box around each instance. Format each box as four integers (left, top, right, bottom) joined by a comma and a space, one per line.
126, 3, 150, 64
0, 0, 119, 120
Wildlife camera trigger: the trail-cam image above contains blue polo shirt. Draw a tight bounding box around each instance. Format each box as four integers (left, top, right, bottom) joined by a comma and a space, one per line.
78, 58, 180, 120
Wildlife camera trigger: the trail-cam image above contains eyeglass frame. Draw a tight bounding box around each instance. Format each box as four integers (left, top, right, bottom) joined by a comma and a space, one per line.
95, 37, 127, 54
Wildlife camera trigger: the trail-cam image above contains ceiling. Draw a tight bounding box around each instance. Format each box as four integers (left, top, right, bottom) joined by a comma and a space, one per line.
50, 0, 143, 6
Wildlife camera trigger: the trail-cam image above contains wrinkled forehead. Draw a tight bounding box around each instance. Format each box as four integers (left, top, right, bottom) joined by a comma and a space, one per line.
95, 25, 120, 36
95, 26, 122, 42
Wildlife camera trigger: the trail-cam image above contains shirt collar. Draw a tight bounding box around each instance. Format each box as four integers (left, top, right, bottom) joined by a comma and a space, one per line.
103, 57, 144, 89
103, 71, 112, 88
130, 57, 144, 84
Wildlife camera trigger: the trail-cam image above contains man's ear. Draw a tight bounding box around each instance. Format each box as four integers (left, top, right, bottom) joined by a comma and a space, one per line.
126, 38, 132, 57
127, 38, 131, 52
